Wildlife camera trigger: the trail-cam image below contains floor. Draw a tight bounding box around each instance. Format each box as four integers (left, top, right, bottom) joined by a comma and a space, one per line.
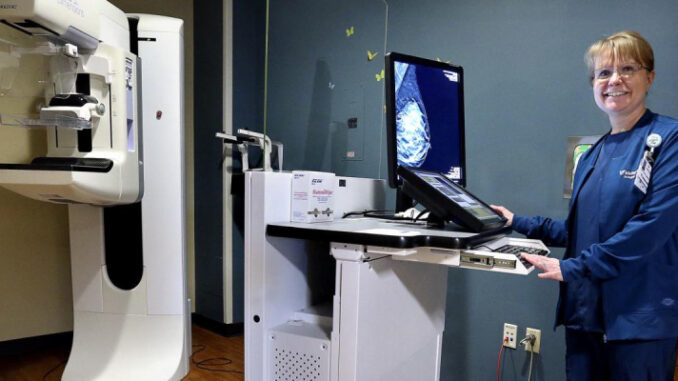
0, 327, 676, 380
0, 325, 244, 381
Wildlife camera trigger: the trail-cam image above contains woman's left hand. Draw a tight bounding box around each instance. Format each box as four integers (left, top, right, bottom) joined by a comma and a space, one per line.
521, 253, 563, 281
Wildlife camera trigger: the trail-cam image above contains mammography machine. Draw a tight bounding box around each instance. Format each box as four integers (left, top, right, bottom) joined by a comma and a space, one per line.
0, 1, 189, 380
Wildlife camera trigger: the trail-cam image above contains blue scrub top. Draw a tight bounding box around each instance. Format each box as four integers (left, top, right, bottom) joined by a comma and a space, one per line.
561, 131, 634, 331
513, 110, 678, 340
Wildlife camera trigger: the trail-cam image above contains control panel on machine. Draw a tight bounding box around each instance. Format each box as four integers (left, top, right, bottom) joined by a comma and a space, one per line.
397, 165, 549, 274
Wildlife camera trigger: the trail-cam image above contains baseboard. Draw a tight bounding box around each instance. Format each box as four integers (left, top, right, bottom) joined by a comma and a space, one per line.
191, 313, 243, 337
0, 331, 73, 357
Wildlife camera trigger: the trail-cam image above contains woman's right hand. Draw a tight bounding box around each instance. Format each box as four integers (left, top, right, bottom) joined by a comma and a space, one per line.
490, 205, 514, 227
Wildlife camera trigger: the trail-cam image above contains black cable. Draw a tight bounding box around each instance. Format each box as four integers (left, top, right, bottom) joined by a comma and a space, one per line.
341, 209, 423, 222
42, 359, 67, 380
363, 212, 413, 221
40, 345, 243, 379
413, 208, 429, 222
342, 210, 368, 218
191, 344, 244, 374
342, 209, 393, 218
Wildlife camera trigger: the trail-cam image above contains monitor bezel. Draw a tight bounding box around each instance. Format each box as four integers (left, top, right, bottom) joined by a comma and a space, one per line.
385, 52, 467, 188
397, 166, 507, 232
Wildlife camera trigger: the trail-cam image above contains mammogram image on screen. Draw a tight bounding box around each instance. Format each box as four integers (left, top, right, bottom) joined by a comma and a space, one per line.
395, 62, 430, 167
392, 59, 463, 180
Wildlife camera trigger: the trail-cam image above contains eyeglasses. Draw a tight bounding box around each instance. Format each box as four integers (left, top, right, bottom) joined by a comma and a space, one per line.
593, 63, 648, 81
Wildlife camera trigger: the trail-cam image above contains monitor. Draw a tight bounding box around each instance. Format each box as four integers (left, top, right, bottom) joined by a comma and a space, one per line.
385, 52, 466, 189
397, 166, 507, 232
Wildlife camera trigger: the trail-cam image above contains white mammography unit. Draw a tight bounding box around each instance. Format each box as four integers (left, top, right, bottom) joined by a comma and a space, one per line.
0, 1, 190, 380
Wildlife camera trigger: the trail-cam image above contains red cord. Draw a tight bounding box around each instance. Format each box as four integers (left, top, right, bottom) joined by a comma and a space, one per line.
497, 342, 505, 381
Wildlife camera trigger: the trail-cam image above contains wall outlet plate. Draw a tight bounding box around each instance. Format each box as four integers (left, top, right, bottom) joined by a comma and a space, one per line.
503, 323, 517, 349
525, 327, 541, 353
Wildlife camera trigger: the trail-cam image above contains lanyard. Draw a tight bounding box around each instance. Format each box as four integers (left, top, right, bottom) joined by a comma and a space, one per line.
634, 133, 662, 194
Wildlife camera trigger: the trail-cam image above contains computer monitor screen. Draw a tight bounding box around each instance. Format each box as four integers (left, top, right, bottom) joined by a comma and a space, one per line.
397, 166, 506, 232
385, 52, 466, 188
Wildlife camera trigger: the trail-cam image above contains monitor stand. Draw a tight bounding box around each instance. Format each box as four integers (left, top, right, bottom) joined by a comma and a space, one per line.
396, 187, 451, 229
395, 188, 414, 213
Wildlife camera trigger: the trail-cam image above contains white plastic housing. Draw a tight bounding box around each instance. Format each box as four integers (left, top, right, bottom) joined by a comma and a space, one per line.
0, 22, 142, 205
61, 14, 189, 381
0, 0, 129, 50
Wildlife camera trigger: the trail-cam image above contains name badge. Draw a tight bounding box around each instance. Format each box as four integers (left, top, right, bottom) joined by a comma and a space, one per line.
634, 134, 662, 194
634, 153, 652, 194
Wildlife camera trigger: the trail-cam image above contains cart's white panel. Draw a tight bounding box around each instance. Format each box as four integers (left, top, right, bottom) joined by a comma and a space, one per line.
333, 256, 447, 381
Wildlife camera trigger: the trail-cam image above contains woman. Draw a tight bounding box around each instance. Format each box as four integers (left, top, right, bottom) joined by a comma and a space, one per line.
492, 31, 678, 381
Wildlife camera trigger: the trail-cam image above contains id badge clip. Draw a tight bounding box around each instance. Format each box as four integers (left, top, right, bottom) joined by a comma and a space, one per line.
634, 133, 662, 194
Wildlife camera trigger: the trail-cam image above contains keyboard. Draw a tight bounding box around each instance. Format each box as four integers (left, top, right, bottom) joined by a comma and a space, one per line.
458, 237, 549, 275
494, 245, 548, 268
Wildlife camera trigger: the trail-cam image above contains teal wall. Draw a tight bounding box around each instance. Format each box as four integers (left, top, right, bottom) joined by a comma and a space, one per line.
232, 0, 267, 322
194, 0, 266, 324
260, 0, 678, 380
194, 0, 225, 322
195, 0, 678, 378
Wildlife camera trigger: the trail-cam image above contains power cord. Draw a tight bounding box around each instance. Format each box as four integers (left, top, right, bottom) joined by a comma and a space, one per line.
498, 334, 537, 381
41, 345, 242, 379
496, 341, 505, 381
191, 344, 244, 374
519, 333, 536, 348
519, 334, 537, 381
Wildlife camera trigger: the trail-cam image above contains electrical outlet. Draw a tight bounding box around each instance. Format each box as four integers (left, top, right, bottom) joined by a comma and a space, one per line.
524, 327, 541, 353
503, 323, 517, 349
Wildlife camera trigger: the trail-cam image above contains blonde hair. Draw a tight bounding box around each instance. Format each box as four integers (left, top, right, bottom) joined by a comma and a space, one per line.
585, 30, 654, 82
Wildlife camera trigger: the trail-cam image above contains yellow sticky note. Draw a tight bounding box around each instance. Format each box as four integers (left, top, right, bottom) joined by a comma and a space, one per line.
346, 26, 354, 37
436, 57, 451, 64
375, 69, 384, 81
367, 50, 379, 61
